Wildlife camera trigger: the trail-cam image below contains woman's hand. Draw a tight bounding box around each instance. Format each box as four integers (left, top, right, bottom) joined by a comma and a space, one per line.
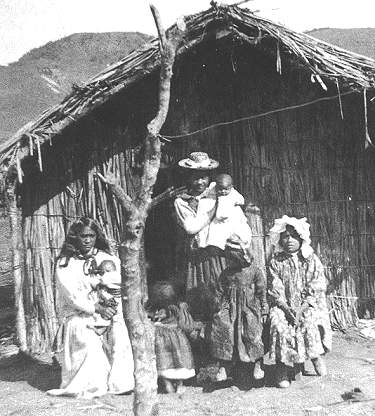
95, 303, 117, 320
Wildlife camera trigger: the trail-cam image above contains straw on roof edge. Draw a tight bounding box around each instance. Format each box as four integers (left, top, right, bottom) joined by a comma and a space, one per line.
1, 4, 375, 168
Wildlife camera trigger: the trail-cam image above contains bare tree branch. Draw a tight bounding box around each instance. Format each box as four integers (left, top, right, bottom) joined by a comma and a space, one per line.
95, 172, 136, 215
150, 4, 167, 52
114, 9, 186, 416
136, 19, 185, 213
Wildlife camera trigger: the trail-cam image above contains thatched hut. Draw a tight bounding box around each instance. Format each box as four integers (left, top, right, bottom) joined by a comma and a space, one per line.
1, 4, 375, 353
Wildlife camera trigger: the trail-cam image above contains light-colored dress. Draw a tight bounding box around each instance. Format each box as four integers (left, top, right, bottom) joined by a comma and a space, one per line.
267, 251, 332, 366
47, 250, 134, 398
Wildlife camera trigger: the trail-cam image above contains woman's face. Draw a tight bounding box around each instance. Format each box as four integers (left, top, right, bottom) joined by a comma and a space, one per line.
187, 171, 210, 195
77, 226, 97, 254
279, 225, 302, 254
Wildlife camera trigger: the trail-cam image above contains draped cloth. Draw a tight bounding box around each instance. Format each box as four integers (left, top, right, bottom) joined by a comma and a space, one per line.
47, 250, 134, 398
267, 251, 332, 366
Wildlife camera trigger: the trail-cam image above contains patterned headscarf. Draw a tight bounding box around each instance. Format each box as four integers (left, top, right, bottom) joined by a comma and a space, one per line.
269, 215, 314, 258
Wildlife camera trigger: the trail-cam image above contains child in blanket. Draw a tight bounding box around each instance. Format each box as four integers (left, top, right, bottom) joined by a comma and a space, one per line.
90, 259, 121, 329
205, 173, 253, 250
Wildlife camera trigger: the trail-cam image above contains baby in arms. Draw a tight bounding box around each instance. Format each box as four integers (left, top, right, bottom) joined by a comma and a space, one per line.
205, 173, 252, 250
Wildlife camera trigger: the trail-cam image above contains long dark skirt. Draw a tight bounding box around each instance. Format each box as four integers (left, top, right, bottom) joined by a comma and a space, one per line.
155, 323, 195, 379
175, 241, 226, 322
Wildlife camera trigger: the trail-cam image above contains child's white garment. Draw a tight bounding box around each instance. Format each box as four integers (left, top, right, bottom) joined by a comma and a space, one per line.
204, 182, 252, 250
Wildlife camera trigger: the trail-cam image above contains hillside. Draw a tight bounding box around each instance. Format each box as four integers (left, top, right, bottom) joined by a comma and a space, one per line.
307, 28, 375, 60
0, 32, 151, 144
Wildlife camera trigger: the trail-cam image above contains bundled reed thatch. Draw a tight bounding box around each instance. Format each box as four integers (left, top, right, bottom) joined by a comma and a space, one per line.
1, 3, 375, 168
1, 3, 375, 352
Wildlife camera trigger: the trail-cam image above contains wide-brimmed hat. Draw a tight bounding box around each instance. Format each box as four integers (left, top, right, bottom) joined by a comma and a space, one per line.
178, 152, 219, 170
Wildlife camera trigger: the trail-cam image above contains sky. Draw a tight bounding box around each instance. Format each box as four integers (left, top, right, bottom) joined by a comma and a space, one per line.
0, 0, 374, 65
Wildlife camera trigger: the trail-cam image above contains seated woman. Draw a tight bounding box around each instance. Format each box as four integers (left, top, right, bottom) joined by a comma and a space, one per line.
267, 216, 332, 388
47, 217, 134, 398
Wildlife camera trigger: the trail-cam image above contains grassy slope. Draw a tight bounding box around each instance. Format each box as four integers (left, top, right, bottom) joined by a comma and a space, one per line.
0, 32, 151, 294
0, 32, 151, 144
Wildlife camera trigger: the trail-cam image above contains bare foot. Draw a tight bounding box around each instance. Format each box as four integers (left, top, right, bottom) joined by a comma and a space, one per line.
253, 361, 264, 380
162, 378, 175, 393
175, 380, 186, 395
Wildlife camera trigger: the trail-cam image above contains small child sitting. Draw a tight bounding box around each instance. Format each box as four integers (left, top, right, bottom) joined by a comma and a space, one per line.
148, 281, 197, 394
89, 259, 121, 329
205, 173, 252, 250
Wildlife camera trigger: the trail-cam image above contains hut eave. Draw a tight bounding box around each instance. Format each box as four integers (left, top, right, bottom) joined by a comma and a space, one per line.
1, 3, 375, 172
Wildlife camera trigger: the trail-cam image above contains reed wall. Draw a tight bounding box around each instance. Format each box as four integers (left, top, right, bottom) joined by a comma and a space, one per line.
19, 39, 375, 352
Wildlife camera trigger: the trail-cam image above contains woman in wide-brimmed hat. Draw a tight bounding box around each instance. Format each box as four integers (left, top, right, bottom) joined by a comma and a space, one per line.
266, 216, 332, 388
173, 152, 225, 322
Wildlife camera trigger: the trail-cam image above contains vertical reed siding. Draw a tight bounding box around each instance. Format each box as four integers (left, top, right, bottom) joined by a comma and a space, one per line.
19, 40, 375, 351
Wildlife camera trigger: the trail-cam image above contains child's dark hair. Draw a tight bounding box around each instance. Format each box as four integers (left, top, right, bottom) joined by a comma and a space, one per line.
148, 280, 177, 310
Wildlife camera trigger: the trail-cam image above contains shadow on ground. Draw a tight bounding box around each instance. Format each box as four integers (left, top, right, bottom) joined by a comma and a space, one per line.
0, 353, 60, 391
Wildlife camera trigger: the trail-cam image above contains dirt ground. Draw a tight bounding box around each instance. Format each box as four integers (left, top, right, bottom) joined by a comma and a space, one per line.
1, 328, 375, 416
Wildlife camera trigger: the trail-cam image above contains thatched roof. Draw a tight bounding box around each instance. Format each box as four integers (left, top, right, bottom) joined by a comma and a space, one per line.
1, 3, 375, 169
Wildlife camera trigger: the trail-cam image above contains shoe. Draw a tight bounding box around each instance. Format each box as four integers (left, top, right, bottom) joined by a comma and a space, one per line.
277, 380, 290, 388
216, 366, 227, 381
175, 381, 187, 395
253, 361, 265, 380
276, 362, 290, 388
311, 357, 327, 376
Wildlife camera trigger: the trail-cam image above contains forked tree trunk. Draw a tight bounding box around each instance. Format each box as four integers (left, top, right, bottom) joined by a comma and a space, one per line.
98, 6, 185, 416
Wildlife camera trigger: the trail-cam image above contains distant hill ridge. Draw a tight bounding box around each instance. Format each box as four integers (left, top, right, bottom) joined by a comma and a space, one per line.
307, 28, 375, 60
0, 28, 374, 146
0, 32, 151, 144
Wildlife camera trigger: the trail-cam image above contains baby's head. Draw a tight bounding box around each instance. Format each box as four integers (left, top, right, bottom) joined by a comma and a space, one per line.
98, 259, 117, 275
215, 173, 233, 196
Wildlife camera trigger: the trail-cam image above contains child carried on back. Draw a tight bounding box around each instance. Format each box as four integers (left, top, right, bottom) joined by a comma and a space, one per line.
204, 173, 252, 250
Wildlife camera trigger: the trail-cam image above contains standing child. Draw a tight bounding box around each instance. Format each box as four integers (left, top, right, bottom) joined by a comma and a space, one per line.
208, 242, 268, 385
148, 281, 197, 394
205, 173, 252, 250
267, 216, 332, 388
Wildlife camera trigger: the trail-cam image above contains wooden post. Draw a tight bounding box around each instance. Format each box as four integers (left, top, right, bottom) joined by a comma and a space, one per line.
5, 166, 27, 352
97, 6, 185, 416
